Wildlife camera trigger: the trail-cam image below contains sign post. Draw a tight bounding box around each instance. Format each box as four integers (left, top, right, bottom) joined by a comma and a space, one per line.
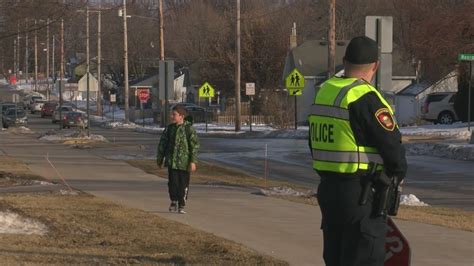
246, 83, 255, 132
285, 68, 305, 130
110, 94, 116, 122
199, 82, 215, 132
459, 54, 474, 136
138, 89, 150, 128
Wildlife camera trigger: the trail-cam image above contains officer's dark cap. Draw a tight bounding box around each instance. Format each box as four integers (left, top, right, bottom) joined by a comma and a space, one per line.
344, 36, 379, 65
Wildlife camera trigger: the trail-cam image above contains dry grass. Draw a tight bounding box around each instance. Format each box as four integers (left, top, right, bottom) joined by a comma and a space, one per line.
396, 206, 473, 232
127, 159, 309, 191
0, 192, 287, 265
0, 156, 32, 175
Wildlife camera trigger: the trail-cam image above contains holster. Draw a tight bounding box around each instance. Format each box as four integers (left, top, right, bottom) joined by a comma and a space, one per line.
359, 163, 402, 217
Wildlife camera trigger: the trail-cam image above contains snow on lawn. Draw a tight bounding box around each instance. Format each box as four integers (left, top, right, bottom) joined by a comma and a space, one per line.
400, 194, 429, 207
0, 211, 48, 235
38, 130, 108, 142
135, 123, 310, 138
105, 121, 139, 129
405, 142, 474, 161
258, 187, 314, 197
400, 123, 471, 140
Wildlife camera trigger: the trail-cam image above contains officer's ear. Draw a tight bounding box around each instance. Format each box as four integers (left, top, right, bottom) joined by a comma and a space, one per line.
372, 61, 380, 73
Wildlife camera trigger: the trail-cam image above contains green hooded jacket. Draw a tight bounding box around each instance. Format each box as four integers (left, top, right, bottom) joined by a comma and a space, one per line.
156, 120, 199, 171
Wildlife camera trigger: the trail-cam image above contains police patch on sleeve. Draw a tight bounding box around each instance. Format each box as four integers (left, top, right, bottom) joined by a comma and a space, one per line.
375, 108, 395, 131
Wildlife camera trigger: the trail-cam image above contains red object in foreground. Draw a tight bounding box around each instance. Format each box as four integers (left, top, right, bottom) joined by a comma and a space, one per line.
9, 76, 17, 85
385, 217, 411, 266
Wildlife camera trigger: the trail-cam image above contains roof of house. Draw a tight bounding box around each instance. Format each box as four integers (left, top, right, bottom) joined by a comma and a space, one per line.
283, 40, 416, 82
283, 40, 348, 79
130, 74, 159, 88
397, 71, 457, 96
129, 64, 188, 88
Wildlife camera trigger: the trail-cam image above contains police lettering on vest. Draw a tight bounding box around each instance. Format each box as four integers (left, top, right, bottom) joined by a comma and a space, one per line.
310, 122, 334, 143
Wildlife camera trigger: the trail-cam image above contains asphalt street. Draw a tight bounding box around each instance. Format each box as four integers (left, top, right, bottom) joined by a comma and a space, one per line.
1, 84, 473, 210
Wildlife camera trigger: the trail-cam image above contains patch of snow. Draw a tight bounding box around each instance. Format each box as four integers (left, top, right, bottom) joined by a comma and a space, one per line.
400, 123, 471, 140
258, 186, 313, 197
400, 194, 429, 207
59, 189, 79, 196
105, 121, 139, 129
38, 130, 107, 142
405, 142, 474, 161
0, 211, 48, 235
34, 180, 54, 186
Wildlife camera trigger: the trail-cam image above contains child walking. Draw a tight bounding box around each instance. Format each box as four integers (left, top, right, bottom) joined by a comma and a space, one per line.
157, 105, 199, 214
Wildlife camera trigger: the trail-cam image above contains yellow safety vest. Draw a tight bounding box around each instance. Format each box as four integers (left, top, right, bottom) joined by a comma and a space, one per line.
308, 77, 395, 174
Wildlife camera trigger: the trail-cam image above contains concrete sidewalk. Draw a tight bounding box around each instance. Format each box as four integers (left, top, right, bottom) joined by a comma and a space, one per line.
0, 131, 472, 266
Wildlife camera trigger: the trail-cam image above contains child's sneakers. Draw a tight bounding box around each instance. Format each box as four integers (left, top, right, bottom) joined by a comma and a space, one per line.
169, 201, 178, 212
178, 207, 186, 214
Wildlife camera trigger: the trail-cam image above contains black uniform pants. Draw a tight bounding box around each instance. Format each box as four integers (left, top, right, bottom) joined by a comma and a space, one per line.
317, 177, 386, 266
168, 168, 190, 207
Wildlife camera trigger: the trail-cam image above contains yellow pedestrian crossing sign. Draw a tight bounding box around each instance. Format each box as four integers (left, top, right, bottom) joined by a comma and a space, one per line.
199, 82, 215, 98
285, 68, 305, 96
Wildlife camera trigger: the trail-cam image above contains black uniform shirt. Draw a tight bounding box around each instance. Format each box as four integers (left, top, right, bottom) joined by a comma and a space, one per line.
348, 91, 407, 178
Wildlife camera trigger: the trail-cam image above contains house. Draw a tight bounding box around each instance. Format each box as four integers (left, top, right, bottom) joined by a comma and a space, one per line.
283, 40, 348, 124
128, 67, 189, 109
394, 71, 458, 125
283, 39, 419, 124
77, 73, 99, 100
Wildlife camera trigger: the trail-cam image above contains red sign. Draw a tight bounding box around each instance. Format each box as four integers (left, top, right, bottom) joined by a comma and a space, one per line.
9, 76, 17, 85
137, 89, 150, 103
385, 217, 411, 266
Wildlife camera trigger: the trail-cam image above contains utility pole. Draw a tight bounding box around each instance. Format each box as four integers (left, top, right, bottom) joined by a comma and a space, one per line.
16, 23, 20, 78
52, 35, 55, 84
86, 5, 91, 136
13, 39, 17, 79
158, 0, 165, 126
123, 0, 130, 123
97, 2, 102, 116
59, 16, 64, 130
235, 0, 241, 132
328, 0, 336, 78
25, 20, 29, 82
34, 19, 38, 91
46, 18, 50, 100
159, 0, 164, 60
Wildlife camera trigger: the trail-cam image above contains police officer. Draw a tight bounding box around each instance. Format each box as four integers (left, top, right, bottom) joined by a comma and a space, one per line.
309, 36, 407, 266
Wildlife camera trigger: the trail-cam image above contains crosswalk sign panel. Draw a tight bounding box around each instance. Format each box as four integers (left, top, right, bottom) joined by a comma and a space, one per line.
285, 68, 305, 91
199, 82, 215, 98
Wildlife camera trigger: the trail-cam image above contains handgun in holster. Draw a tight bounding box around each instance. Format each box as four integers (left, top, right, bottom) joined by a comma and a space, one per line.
359, 162, 402, 217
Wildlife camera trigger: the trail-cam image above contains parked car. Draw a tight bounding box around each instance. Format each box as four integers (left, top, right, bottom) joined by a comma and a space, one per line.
170, 103, 214, 123
1, 103, 17, 115
41, 102, 59, 118
52, 105, 74, 123
25, 95, 44, 109
30, 99, 45, 114
421, 92, 459, 124
61, 111, 88, 129
2, 108, 28, 128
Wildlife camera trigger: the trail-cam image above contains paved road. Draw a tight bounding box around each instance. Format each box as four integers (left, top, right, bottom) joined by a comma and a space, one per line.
14, 108, 473, 211
1, 122, 473, 266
